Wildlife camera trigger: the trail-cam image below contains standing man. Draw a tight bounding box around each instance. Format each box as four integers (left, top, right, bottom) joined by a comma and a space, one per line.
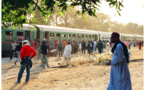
93, 40, 96, 52
57, 40, 63, 57
96, 40, 103, 54
82, 40, 86, 54
41, 40, 50, 68
10, 40, 17, 60
107, 32, 132, 90
15, 40, 36, 83
87, 41, 92, 57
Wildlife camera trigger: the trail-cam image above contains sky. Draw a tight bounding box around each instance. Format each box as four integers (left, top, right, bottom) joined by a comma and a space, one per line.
98, 0, 144, 25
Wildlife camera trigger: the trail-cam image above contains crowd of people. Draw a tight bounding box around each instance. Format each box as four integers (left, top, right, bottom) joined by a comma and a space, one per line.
10, 37, 144, 65
9, 35, 143, 88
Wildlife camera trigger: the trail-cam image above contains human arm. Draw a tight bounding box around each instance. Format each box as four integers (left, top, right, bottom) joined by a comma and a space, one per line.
110, 44, 125, 65
30, 47, 37, 59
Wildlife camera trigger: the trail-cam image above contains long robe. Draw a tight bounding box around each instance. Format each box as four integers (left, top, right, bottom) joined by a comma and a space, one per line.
64, 45, 72, 58
93, 41, 96, 52
107, 43, 132, 90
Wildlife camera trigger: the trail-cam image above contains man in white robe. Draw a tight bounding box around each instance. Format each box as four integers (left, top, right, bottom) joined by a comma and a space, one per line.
93, 40, 96, 52
64, 42, 72, 59
107, 32, 132, 90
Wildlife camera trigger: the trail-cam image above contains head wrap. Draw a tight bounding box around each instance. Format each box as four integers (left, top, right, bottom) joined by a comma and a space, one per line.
111, 32, 120, 38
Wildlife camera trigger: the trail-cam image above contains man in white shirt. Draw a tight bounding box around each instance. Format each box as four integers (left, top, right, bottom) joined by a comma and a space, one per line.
10, 40, 17, 60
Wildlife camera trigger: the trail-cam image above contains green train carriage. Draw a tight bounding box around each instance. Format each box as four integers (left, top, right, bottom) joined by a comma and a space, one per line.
2, 24, 99, 57
2, 24, 37, 57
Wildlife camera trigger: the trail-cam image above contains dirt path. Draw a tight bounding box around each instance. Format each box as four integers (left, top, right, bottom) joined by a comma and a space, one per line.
2, 47, 143, 90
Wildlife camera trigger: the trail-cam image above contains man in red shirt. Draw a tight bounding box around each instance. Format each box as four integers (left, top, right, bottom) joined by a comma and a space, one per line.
55, 40, 58, 47
15, 40, 36, 83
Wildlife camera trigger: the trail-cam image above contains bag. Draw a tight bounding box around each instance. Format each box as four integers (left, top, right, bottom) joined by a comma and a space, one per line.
21, 56, 32, 68
101, 50, 103, 53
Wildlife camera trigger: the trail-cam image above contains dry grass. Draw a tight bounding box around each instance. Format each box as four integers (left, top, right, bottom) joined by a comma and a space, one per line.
60, 53, 113, 67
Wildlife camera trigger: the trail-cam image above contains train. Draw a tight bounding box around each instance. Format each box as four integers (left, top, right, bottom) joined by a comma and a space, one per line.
2, 24, 144, 57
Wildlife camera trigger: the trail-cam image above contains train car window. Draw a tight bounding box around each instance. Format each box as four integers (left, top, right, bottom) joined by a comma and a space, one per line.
45, 32, 49, 39
5, 31, 13, 41
57, 33, 60, 40
77, 34, 80, 38
72, 34, 75, 40
17, 32, 23, 36
82, 35, 84, 38
73, 34, 75, 37
50, 33, 54, 37
68, 34, 71, 37
25, 31, 30, 40
62, 34, 66, 37
50, 33, 54, 41
16, 32, 23, 41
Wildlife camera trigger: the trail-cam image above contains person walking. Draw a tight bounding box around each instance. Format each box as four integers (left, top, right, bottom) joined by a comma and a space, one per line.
41, 40, 50, 68
14, 42, 22, 65
96, 40, 103, 54
15, 40, 36, 83
10, 40, 17, 60
106, 32, 132, 90
57, 40, 63, 57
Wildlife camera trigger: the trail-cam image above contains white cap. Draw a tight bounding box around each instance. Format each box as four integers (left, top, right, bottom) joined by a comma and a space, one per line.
22, 40, 29, 43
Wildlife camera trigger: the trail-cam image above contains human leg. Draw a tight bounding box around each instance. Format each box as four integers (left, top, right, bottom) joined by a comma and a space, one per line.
41, 54, 45, 68
16, 64, 26, 82
26, 65, 30, 82
44, 55, 49, 68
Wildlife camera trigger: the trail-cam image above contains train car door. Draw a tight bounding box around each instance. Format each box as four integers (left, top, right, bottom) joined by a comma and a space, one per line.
45, 31, 49, 40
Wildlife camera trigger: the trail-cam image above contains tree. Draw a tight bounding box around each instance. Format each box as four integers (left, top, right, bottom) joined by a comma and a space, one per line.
2, 0, 124, 28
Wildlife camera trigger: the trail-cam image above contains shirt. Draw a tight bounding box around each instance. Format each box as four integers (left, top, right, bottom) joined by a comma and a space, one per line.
41, 44, 48, 55
11, 43, 17, 50
20, 44, 37, 60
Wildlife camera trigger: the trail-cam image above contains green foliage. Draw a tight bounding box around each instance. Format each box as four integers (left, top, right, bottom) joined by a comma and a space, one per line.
2, 0, 124, 28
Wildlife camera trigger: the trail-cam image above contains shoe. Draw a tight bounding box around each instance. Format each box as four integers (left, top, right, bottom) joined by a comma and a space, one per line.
25, 81, 29, 83
15, 82, 20, 84
14, 61, 17, 65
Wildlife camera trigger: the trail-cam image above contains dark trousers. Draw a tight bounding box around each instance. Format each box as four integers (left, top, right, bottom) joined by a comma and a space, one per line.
59, 50, 62, 57
10, 50, 15, 60
82, 48, 85, 54
98, 48, 102, 54
88, 50, 91, 57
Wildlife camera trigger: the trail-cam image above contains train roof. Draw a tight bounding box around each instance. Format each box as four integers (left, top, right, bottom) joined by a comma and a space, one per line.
120, 33, 135, 37
34, 24, 99, 34
5, 24, 37, 31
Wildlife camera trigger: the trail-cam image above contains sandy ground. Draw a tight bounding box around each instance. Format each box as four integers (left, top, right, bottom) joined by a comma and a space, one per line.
2, 47, 143, 90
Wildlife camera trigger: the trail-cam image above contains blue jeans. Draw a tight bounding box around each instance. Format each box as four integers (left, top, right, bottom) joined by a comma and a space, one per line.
41, 54, 49, 68
16, 51, 20, 61
17, 64, 30, 82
